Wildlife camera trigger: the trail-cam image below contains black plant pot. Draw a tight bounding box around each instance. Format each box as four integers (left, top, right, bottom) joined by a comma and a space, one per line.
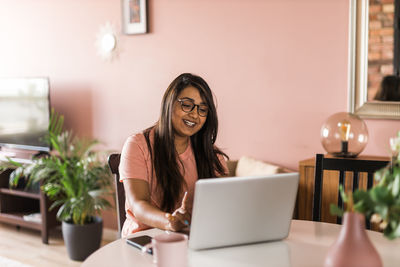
62, 216, 103, 261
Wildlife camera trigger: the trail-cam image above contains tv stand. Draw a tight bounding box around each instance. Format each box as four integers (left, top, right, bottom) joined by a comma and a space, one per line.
0, 153, 59, 244
33, 151, 50, 159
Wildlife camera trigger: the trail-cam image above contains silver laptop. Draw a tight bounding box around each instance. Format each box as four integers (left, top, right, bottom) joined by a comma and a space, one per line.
188, 172, 299, 250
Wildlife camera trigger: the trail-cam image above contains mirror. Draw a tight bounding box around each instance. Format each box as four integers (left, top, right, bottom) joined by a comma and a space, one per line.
349, 0, 400, 119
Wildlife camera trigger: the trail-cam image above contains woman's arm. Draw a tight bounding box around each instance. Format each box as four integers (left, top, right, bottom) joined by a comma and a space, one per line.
123, 178, 189, 231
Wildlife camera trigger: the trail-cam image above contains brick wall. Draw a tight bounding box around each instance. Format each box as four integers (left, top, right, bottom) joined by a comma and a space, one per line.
368, 0, 394, 100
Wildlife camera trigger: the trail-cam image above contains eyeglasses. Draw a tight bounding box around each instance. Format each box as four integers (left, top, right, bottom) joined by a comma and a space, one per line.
177, 98, 208, 117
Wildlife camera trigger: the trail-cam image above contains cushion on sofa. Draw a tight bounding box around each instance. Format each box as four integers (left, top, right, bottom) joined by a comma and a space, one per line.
235, 156, 280, 177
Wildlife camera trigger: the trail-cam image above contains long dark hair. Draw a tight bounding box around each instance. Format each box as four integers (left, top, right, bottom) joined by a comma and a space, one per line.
374, 75, 400, 101
143, 73, 228, 212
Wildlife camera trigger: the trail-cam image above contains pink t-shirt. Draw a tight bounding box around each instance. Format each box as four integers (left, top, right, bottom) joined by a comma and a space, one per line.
119, 129, 228, 237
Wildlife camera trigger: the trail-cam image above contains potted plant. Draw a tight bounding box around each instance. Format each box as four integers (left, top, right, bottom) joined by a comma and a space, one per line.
331, 131, 400, 240
9, 110, 113, 261
326, 131, 400, 266
326, 189, 382, 267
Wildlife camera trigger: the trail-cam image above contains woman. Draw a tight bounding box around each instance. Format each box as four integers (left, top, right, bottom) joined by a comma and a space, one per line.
119, 73, 228, 237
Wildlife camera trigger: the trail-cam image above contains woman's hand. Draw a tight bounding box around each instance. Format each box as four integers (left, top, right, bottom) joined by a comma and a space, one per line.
124, 179, 191, 232
165, 192, 191, 232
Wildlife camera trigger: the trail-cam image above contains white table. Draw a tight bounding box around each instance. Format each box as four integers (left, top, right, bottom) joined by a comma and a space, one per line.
82, 220, 400, 267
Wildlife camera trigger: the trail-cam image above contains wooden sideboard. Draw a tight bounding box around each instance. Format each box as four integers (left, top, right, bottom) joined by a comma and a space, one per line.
296, 155, 391, 224
0, 168, 59, 244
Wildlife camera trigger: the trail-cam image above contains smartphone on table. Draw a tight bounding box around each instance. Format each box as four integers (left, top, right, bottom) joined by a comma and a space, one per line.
126, 235, 153, 255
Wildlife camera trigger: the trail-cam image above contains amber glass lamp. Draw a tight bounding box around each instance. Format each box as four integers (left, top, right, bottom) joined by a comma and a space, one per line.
320, 112, 368, 157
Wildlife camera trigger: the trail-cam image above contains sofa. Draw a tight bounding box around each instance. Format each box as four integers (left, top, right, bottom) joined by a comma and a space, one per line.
226, 156, 294, 177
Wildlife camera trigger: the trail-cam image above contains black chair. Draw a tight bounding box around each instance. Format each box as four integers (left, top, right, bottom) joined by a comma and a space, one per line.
312, 153, 389, 229
107, 153, 125, 237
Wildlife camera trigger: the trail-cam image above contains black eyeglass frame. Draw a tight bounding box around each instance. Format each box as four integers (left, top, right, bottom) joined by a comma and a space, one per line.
177, 98, 209, 117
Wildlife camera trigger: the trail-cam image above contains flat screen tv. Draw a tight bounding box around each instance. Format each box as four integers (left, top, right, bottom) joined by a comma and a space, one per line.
0, 78, 51, 152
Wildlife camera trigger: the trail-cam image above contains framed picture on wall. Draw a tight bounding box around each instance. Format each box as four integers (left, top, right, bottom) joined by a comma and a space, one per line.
122, 0, 147, 34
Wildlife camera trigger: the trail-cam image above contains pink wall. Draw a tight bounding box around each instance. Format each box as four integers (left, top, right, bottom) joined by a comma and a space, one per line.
1, 0, 399, 229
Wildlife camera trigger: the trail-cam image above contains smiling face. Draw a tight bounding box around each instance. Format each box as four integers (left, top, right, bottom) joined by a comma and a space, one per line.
172, 86, 207, 140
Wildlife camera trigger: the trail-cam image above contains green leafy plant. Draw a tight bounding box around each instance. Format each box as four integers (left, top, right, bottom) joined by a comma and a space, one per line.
8, 110, 113, 225
330, 131, 400, 240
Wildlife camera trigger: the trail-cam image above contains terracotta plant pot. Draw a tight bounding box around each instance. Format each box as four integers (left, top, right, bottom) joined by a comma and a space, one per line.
324, 212, 382, 267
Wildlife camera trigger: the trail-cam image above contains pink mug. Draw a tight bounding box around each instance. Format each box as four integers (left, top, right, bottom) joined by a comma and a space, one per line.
143, 232, 188, 267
